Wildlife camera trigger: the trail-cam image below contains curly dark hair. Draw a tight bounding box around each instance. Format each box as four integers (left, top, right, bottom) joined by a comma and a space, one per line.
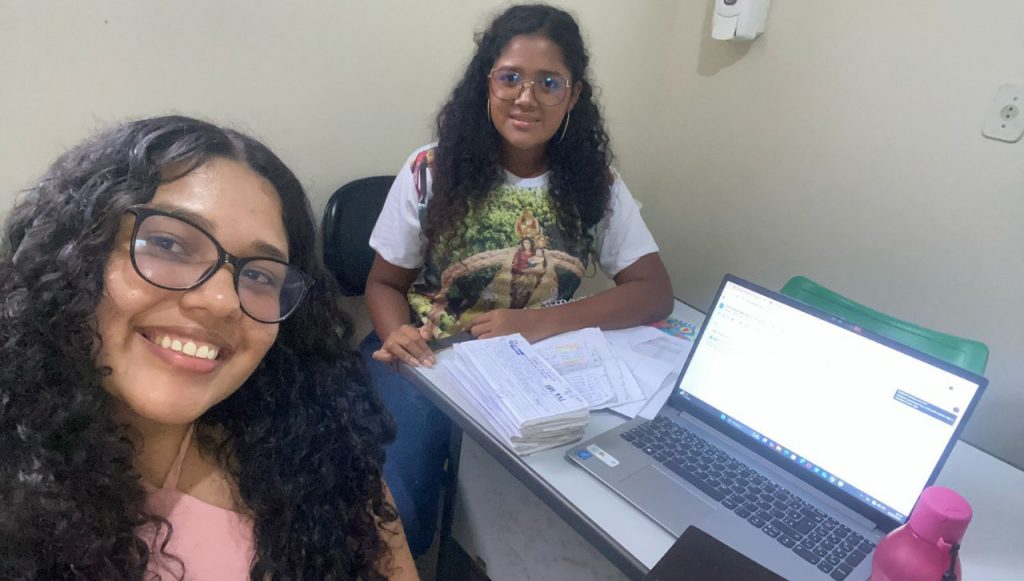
426, 3, 613, 261
0, 116, 398, 580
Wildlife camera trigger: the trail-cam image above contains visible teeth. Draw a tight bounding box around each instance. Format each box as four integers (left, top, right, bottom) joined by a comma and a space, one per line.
153, 335, 220, 361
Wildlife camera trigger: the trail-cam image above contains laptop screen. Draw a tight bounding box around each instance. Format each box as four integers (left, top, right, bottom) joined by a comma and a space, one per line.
676, 278, 985, 523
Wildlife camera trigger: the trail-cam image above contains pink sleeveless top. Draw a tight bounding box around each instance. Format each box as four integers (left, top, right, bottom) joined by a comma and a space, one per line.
140, 425, 256, 580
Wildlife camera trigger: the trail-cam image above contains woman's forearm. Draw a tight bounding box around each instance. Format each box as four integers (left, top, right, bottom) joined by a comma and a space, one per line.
366, 280, 414, 340
365, 254, 422, 340
522, 253, 674, 342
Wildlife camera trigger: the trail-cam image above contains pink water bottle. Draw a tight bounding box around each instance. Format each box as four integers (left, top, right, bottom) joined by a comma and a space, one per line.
870, 486, 972, 581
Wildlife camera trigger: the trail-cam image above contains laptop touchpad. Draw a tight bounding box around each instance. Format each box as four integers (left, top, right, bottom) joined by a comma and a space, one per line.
619, 465, 717, 536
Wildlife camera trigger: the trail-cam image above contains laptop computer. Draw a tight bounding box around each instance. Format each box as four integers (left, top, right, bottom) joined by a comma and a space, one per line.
567, 274, 987, 580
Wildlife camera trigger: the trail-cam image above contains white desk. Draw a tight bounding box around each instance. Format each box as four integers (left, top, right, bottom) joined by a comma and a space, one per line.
403, 302, 1023, 580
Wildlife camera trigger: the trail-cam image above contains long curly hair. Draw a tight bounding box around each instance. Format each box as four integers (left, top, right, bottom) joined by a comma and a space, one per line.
0, 116, 398, 580
426, 3, 613, 261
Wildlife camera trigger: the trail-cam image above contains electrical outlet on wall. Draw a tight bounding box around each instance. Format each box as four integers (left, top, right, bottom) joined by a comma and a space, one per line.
982, 84, 1024, 143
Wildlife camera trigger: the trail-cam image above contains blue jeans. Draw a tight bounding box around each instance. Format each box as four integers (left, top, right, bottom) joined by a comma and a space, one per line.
359, 332, 451, 557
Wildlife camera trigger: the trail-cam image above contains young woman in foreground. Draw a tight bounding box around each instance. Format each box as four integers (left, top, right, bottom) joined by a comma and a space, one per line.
0, 116, 417, 580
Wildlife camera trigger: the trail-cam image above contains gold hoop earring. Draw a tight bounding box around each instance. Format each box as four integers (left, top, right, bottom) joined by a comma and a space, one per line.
486, 97, 492, 123
556, 110, 571, 144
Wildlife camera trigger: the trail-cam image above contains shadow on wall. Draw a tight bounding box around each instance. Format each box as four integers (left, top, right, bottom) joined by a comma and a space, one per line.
697, 0, 752, 76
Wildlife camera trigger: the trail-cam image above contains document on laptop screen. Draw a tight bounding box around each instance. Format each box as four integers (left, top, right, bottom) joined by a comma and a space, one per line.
678, 282, 981, 521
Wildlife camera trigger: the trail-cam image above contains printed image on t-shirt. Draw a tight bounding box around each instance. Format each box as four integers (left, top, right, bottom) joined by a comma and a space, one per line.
407, 151, 589, 337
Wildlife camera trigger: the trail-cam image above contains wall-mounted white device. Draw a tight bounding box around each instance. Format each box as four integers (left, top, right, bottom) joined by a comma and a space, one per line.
712, 0, 771, 42
981, 84, 1023, 143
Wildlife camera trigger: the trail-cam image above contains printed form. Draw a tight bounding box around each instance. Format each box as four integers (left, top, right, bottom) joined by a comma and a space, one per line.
532, 327, 645, 410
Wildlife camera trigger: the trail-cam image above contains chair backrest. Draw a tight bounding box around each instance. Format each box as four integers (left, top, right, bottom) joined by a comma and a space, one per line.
780, 276, 989, 375
321, 175, 395, 296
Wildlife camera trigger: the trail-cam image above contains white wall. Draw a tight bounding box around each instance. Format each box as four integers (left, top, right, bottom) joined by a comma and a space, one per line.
1, 0, 473, 212
1, 0, 1021, 468
646, 1, 1024, 467
0, 0, 663, 220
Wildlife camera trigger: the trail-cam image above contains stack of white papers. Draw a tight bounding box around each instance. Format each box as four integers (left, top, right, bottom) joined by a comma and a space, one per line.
443, 334, 590, 455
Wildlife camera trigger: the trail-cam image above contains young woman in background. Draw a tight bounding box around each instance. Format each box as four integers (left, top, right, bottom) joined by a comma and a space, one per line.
362, 3, 673, 556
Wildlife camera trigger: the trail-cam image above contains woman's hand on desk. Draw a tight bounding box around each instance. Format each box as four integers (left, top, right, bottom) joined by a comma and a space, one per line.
373, 324, 436, 368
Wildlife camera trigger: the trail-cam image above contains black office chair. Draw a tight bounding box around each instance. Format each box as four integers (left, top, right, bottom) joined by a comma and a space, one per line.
320, 175, 396, 296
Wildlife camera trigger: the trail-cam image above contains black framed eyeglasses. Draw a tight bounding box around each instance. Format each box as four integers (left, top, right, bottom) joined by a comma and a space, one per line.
125, 205, 313, 324
488, 68, 571, 107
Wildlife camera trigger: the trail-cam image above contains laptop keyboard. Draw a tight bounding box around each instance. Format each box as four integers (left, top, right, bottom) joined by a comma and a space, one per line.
621, 416, 876, 580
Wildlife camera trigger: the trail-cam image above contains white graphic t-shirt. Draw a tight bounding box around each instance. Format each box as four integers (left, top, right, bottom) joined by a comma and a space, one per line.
369, 144, 659, 338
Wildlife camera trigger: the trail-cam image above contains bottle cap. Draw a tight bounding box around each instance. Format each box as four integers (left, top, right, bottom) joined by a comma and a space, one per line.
908, 486, 972, 546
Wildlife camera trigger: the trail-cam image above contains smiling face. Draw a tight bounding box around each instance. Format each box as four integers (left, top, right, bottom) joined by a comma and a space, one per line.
96, 157, 287, 427
488, 34, 580, 165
